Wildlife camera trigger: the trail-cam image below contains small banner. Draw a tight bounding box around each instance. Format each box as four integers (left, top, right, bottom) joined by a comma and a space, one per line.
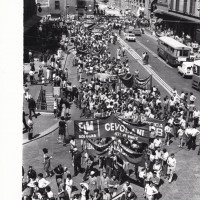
120, 116, 166, 138
118, 153, 145, 166
119, 143, 143, 156
87, 139, 114, 152
86, 149, 109, 157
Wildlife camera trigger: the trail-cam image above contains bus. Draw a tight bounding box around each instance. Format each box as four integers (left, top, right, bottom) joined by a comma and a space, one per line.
157, 36, 191, 66
192, 60, 200, 91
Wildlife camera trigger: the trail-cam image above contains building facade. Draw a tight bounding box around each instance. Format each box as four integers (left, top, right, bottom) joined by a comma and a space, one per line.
77, 0, 95, 16
24, 0, 41, 61
169, 0, 200, 17
108, 0, 146, 16
36, 0, 77, 17
36, 0, 95, 17
153, 0, 200, 41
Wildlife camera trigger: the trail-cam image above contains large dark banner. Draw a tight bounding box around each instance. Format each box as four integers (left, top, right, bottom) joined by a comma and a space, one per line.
74, 115, 149, 143
119, 74, 152, 90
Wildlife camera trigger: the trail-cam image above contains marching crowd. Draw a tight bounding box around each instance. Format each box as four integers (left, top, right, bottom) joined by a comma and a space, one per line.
23, 15, 200, 200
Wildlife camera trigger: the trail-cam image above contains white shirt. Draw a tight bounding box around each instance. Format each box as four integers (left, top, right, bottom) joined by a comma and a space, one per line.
193, 110, 200, 118
190, 128, 200, 137
153, 138, 162, 147
185, 127, 192, 137
164, 125, 171, 134
37, 178, 49, 188
177, 129, 184, 137
145, 184, 158, 195
167, 157, 176, 168
47, 191, 54, 198
190, 95, 196, 102
65, 178, 73, 189
155, 150, 162, 160
29, 71, 34, 76
161, 152, 169, 161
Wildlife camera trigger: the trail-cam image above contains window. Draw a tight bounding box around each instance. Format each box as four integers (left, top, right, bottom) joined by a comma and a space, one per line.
177, 50, 189, 57
55, 1, 60, 10
183, 0, 187, 13
168, 47, 174, 54
175, 0, 179, 11
193, 64, 200, 76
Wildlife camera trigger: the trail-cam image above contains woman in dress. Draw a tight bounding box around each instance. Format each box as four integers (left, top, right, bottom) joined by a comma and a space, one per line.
80, 183, 89, 200
58, 116, 66, 143
65, 174, 73, 198
42, 148, 53, 177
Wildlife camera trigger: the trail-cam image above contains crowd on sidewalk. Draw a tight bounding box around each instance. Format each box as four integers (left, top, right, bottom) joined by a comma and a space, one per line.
23, 15, 200, 200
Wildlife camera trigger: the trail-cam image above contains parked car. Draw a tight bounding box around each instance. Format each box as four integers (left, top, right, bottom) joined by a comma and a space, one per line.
133, 28, 141, 36
125, 33, 136, 41
178, 61, 194, 78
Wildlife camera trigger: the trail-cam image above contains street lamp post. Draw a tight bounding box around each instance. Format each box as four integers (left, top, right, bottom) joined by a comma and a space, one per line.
85, 6, 88, 18
95, 3, 99, 15
66, 4, 69, 20
36, 3, 42, 14
75, 6, 78, 19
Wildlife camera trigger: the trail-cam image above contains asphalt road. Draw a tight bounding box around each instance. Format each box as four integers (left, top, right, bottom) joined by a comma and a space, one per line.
121, 32, 200, 110
23, 39, 200, 200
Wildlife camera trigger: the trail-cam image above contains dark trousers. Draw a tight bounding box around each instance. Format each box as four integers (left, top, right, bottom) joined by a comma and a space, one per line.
83, 165, 93, 181
29, 108, 36, 118
188, 111, 193, 121
173, 125, 179, 139
23, 118, 29, 129
194, 117, 199, 127
188, 136, 196, 150
74, 162, 81, 175
106, 166, 113, 178
162, 161, 167, 177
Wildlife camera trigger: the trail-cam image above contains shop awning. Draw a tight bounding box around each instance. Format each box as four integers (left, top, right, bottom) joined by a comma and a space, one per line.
24, 15, 42, 32
154, 9, 200, 24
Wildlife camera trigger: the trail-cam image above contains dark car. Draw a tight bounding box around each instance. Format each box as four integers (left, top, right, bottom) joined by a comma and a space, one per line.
133, 28, 141, 36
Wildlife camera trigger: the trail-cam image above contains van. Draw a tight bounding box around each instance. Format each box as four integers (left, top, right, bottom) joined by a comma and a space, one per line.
177, 62, 193, 78
192, 60, 200, 91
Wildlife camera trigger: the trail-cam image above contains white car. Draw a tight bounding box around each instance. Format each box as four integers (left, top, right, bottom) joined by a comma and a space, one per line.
178, 62, 193, 78
125, 33, 136, 41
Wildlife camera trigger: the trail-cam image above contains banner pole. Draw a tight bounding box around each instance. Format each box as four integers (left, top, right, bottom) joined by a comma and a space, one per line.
150, 74, 153, 90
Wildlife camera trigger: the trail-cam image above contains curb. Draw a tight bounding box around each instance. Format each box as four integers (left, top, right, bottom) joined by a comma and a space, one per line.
23, 122, 59, 145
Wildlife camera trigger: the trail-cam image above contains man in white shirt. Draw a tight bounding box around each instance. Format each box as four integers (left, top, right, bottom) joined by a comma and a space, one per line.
167, 153, 176, 183
193, 107, 200, 128
37, 173, 50, 194
189, 92, 196, 103
164, 123, 171, 146
188, 126, 200, 150
153, 136, 162, 149
145, 181, 158, 200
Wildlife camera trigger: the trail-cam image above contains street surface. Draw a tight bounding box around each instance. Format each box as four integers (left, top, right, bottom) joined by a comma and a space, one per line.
23, 38, 200, 200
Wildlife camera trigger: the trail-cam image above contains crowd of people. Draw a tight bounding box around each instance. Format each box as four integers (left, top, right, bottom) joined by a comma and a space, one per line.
23, 14, 200, 200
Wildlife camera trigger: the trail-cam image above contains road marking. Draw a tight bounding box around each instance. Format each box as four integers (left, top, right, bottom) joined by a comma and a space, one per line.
121, 30, 172, 68
136, 40, 173, 69
118, 36, 179, 97
144, 31, 158, 41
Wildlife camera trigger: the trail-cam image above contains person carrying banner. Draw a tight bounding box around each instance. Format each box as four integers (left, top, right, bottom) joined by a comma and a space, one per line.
73, 147, 82, 177
83, 155, 94, 181
164, 123, 171, 146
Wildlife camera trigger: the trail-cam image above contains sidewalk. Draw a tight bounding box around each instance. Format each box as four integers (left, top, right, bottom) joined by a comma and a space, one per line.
23, 50, 75, 144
